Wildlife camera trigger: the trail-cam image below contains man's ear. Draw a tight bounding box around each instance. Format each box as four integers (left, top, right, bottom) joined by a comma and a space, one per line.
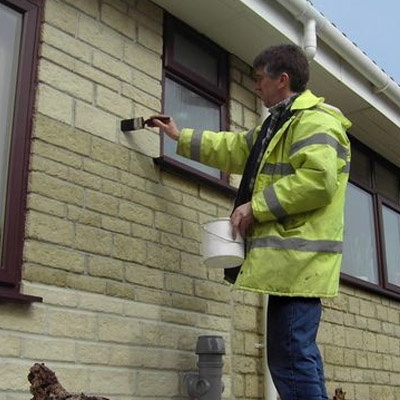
278, 72, 290, 89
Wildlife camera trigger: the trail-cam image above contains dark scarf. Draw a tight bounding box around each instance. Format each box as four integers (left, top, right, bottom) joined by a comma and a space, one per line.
225, 95, 297, 284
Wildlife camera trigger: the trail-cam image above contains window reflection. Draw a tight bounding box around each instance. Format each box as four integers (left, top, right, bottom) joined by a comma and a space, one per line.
342, 183, 379, 283
163, 78, 221, 179
0, 4, 22, 264
382, 206, 400, 286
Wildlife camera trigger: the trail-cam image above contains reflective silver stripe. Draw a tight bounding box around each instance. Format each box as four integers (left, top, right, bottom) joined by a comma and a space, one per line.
250, 236, 343, 253
264, 186, 288, 219
190, 130, 203, 162
290, 133, 349, 161
245, 128, 256, 150
260, 162, 294, 176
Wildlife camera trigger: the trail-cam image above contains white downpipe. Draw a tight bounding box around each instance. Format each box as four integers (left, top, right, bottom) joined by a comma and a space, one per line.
263, 295, 277, 400
302, 18, 316, 60
274, 0, 400, 108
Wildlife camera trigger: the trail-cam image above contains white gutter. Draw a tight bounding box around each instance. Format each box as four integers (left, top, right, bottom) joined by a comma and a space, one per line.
275, 0, 400, 108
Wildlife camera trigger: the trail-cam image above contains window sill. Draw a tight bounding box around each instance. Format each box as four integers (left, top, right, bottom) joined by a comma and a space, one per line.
341, 273, 400, 301
154, 155, 238, 197
0, 287, 42, 303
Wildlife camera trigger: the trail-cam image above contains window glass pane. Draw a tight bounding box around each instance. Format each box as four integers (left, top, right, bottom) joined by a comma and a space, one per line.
174, 32, 218, 85
0, 4, 22, 262
164, 78, 220, 178
349, 144, 371, 186
382, 206, 400, 287
375, 162, 399, 204
342, 183, 379, 283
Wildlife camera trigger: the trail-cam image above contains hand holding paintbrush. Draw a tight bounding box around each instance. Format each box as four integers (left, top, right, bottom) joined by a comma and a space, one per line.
120, 115, 180, 140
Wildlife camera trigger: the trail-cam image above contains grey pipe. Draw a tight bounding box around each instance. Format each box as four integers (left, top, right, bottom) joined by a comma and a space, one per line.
184, 335, 225, 400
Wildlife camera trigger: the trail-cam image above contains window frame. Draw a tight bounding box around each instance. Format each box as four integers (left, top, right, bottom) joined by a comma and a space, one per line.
154, 14, 236, 197
341, 136, 400, 300
0, 0, 42, 302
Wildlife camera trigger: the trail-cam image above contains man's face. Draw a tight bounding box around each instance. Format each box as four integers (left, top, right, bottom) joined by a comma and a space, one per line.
254, 67, 287, 108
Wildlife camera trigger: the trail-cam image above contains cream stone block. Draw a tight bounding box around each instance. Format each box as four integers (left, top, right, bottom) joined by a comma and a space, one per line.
97, 314, 142, 344
69, 169, 102, 190
78, 14, 124, 58
36, 84, 73, 125
44, 0, 78, 35
29, 172, 84, 206
119, 201, 154, 226
30, 155, 69, 180
164, 273, 193, 295
93, 50, 132, 82
124, 263, 164, 289
131, 69, 162, 98
75, 101, 116, 142
63, 0, 100, 18
74, 224, 113, 255
86, 189, 120, 216
136, 371, 179, 396
34, 114, 91, 156
0, 303, 46, 334
87, 254, 124, 281
48, 309, 96, 339
0, 363, 32, 391
113, 234, 147, 263
123, 42, 162, 79
146, 242, 180, 271
231, 82, 256, 109
24, 240, 85, 273
96, 85, 133, 118
100, 3, 136, 39
39, 59, 93, 102
22, 337, 75, 361
67, 205, 102, 227
138, 24, 163, 53
155, 211, 182, 234
0, 335, 21, 357
102, 215, 131, 234
42, 24, 92, 63
26, 211, 75, 247
32, 141, 83, 169
83, 158, 119, 180
90, 136, 130, 169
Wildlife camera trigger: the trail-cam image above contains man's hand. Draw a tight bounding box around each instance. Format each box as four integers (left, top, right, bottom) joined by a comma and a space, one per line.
230, 201, 254, 240
150, 115, 180, 141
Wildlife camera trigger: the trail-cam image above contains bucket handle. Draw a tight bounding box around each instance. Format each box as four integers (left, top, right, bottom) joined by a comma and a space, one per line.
203, 225, 241, 244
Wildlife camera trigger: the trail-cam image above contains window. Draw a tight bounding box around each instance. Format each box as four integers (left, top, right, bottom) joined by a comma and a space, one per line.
155, 15, 234, 194
0, 0, 42, 302
342, 138, 400, 299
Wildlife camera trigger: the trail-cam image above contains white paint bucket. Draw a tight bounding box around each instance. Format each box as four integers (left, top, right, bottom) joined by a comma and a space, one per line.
202, 218, 244, 269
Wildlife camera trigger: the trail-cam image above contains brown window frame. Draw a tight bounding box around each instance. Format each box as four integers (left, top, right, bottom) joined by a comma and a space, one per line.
341, 136, 400, 301
0, 0, 42, 302
154, 14, 236, 197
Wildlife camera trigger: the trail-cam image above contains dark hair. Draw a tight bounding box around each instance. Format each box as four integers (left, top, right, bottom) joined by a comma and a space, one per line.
253, 44, 309, 92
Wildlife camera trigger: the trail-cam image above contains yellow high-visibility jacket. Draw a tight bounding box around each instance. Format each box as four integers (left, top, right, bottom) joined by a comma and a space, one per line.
177, 90, 352, 298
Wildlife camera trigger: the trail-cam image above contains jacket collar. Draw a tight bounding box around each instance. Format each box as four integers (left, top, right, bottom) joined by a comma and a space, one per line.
291, 89, 323, 110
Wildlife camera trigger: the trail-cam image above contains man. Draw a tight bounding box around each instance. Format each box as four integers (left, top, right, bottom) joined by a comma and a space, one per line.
153, 44, 351, 400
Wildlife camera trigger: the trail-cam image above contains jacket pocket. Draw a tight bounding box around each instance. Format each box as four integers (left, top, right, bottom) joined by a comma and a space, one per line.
281, 212, 308, 231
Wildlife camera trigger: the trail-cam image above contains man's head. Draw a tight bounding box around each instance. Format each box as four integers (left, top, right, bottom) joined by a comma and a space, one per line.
253, 44, 309, 107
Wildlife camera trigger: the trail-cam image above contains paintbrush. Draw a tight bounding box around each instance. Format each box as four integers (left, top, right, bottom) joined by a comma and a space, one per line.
120, 116, 170, 132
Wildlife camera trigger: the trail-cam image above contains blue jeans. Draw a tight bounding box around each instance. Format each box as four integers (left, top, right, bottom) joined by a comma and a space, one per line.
267, 296, 328, 400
